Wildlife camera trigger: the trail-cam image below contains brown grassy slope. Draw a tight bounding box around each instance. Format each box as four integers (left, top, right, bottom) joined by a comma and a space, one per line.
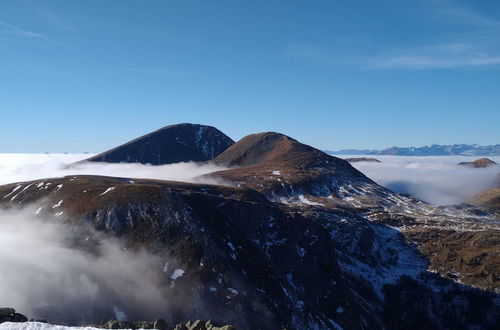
205, 132, 374, 196
472, 187, 500, 215
406, 229, 500, 291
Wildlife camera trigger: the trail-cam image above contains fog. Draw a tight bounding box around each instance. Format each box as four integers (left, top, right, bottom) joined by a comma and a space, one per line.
0, 206, 175, 324
339, 155, 500, 205
0, 153, 229, 186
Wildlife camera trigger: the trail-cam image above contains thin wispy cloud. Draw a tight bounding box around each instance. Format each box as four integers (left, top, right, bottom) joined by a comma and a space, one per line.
27, 3, 75, 33
0, 21, 48, 40
369, 1, 500, 70
433, 0, 500, 29
0, 20, 67, 46
369, 43, 500, 69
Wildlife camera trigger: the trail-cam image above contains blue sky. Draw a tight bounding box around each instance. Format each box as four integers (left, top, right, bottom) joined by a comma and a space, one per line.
1, 0, 499, 153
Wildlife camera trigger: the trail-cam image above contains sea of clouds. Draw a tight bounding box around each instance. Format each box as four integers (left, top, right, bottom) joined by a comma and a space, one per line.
338, 155, 500, 205
0, 153, 499, 205
0, 153, 228, 186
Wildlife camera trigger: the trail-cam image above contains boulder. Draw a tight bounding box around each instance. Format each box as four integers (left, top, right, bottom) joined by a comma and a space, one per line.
153, 318, 168, 330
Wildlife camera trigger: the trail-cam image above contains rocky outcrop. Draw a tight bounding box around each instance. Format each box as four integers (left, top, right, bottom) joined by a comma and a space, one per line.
0, 308, 28, 324
98, 318, 232, 330
84, 123, 234, 165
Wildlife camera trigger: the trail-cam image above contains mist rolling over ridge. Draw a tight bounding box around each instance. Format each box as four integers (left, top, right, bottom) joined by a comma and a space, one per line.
0, 207, 172, 324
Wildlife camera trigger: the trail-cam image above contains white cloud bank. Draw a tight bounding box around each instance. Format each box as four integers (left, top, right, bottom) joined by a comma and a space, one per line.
341, 155, 500, 205
0, 153, 228, 186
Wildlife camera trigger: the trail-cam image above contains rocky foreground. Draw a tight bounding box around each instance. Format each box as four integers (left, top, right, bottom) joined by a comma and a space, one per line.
0, 308, 233, 330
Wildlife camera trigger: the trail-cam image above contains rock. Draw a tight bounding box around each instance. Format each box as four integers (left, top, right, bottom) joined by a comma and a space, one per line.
188, 320, 205, 330
173, 324, 188, 330
105, 320, 133, 329
11, 313, 28, 323
0, 308, 15, 317
204, 320, 214, 329
0, 308, 28, 324
133, 321, 154, 329
153, 318, 168, 330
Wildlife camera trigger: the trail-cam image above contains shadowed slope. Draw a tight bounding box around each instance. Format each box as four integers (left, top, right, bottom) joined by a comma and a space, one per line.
85, 123, 234, 165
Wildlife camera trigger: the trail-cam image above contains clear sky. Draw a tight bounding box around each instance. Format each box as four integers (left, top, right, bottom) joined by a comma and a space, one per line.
1, 0, 499, 153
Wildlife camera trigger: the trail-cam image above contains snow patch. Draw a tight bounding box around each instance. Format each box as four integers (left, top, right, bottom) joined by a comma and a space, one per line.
99, 187, 116, 196
170, 268, 185, 280
52, 200, 63, 208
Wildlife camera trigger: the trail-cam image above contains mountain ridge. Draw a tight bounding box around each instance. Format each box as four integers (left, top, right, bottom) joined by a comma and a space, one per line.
327, 143, 500, 156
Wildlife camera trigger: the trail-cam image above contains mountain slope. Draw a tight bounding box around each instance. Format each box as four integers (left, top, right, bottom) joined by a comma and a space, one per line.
206, 132, 375, 198
1, 174, 498, 329
0, 176, 368, 329
85, 123, 234, 165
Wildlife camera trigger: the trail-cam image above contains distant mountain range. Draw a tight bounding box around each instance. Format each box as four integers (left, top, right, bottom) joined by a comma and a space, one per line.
327, 144, 500, 156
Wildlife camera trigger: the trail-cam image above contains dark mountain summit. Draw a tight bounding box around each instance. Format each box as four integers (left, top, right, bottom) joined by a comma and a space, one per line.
84, 123, 234, 165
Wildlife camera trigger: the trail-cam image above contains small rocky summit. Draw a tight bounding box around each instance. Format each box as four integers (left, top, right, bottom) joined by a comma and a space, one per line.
458, 157, 498, 168
344, 157, 381, 163
0, 308, 28, 324
84, 123, 234, 165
